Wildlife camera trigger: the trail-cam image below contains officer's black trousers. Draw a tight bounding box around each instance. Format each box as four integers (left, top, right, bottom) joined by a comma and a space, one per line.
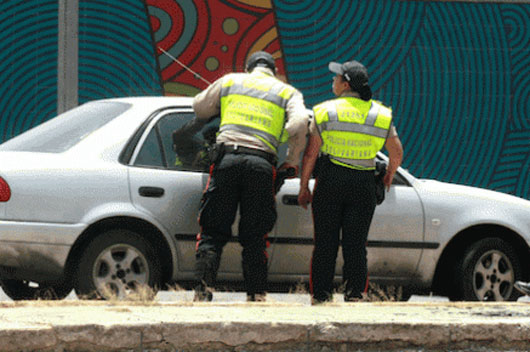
195, 153, 276, 296
311, 158, 377, 302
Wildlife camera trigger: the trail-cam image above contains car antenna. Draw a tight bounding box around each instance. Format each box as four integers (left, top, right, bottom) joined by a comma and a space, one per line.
158, 47, 212, 85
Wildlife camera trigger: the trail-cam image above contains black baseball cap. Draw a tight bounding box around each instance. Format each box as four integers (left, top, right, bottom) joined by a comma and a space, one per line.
246, 51, 276, 72
329, 60, 372, 100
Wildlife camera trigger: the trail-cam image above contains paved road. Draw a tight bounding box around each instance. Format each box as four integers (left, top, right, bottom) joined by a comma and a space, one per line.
0, 286, 449, 303
1, 286, 528, 303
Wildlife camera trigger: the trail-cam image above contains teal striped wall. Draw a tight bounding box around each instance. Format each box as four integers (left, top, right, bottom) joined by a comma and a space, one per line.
274, 1, 530, 199
0, 0, 58, 142
78, 0, 161, 103
0, 0, 161, 142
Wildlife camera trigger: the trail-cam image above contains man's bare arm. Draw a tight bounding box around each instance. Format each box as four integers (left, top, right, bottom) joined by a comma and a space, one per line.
383, 135, 403, 190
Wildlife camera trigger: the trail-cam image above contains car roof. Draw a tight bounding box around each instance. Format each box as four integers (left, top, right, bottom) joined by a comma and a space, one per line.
61, 96, 195, 159
91, 96, 194, 110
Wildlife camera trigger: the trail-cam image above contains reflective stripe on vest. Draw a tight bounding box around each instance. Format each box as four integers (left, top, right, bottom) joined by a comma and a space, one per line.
314, 98, 392, 168
220, 83, 290, 110
220, 72, 293, 151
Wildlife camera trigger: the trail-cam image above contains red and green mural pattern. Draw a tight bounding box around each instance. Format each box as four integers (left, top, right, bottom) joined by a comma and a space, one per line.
149, 0, 288, 96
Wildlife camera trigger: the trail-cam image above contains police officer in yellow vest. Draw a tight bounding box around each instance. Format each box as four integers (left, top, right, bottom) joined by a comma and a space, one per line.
298, 60, 403, 304
190, 51, 308, 301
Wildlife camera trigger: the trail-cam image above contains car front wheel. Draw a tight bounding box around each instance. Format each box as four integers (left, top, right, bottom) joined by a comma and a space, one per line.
74, 229, 161, 300
457, 237, 522, 301
0, 279, 72, 300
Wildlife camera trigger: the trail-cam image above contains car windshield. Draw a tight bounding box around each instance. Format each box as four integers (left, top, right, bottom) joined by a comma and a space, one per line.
0, 101, 131, 153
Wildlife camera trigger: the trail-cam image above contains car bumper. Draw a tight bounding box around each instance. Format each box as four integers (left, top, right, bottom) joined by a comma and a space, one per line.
0, 220, 83, 281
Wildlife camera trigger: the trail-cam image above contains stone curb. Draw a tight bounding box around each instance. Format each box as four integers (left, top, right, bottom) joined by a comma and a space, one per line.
0, 301, 529, 351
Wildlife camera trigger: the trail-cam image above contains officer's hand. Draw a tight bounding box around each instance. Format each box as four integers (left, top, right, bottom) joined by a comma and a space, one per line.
383, 172, 393, 191
278, 163, 298, 178
298, 186, 312, 209
172, 130, 183, 152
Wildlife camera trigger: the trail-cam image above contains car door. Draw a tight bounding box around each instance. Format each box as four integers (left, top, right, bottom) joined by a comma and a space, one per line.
271, 168, 425, 281
127, 109, 206, 277
127, 109, 268, 280
366, 172, 425, 279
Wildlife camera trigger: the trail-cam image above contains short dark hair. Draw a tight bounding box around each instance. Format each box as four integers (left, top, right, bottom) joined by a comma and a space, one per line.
246, 51, 275, 72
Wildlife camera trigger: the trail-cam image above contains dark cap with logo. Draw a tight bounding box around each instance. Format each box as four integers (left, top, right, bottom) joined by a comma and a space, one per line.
329, 60, 372, 100
246, 51, 276, 72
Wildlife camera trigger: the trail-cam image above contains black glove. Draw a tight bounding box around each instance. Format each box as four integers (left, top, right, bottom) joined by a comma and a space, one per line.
172, 130, 184, 152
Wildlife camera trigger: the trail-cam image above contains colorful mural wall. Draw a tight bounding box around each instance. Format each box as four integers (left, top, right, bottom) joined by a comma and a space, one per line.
0, 0, 529, 200
149, 0, 288, 96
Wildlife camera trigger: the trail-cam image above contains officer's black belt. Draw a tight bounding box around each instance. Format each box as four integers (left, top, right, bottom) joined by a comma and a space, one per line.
223, 144, 277, 165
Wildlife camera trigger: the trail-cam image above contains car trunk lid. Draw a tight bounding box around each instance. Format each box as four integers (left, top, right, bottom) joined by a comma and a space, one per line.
0, 151, 74, 221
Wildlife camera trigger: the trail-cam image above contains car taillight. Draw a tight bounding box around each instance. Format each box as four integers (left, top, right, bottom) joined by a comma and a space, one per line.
0, 177, 10, 202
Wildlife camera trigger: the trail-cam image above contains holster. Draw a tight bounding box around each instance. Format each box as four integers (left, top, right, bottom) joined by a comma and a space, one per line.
374, 161, 387, 205
208, 143, 225, 166
313, 154, 329, 178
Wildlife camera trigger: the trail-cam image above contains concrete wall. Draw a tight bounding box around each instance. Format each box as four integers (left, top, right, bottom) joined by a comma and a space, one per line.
0, 0, 528, 200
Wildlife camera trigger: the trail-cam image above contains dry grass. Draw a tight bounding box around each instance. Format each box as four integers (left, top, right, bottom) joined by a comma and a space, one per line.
331, 282, 404, 302
119, 284, 157, 302
20, 281, 405, 304
363, 283, 404, 302
288, 281, 405, 302
288, 280, 309, 294
77, 283, 158, 303
166, 283, 185, 293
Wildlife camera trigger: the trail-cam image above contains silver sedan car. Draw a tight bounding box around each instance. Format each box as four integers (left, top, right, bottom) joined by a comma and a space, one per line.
0, 97, 529, 301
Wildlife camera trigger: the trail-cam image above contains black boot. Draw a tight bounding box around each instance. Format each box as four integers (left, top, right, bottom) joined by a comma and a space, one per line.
194, 250, 220, 302
194, 282, 213, 302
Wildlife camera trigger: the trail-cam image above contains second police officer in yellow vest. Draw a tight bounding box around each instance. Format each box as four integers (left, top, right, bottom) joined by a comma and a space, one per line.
189, 51, 309, 302
298, 60, 404, 304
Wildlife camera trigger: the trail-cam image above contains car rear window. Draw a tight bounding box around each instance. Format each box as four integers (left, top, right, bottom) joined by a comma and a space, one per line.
0, 101, 131, 153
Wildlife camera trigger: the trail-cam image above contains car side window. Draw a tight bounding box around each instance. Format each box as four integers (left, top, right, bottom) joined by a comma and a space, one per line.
158, 113, 196, 170
134, 112, 219, 173
134, 128, 165, 168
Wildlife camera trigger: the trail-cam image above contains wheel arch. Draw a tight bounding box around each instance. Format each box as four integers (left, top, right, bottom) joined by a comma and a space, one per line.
431, 224, 530, 297
64, 216, 174, 288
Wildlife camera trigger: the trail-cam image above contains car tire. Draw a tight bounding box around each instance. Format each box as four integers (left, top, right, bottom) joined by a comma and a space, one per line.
456, 237, 522, 301
74, 229, 161, 300
0, 279, 72, 300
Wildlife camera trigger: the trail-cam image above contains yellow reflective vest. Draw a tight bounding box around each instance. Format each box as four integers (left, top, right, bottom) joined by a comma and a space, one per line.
313, 97, 392, 170
219, 71, 295, 152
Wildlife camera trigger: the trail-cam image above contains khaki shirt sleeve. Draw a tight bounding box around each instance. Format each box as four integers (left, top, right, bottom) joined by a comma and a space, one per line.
308, 115, 319, 136
284, 89, 309, 166
192, 77, 224, 121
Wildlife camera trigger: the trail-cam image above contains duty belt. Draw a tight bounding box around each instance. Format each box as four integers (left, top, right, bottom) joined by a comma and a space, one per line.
223, 144, 277, 165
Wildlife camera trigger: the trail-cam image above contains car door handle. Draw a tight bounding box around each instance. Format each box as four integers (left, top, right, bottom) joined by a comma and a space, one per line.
282, 195, 299, 206
139, 186, 165, 198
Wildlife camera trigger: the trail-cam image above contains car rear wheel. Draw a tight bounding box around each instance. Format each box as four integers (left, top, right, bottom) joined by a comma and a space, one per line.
456, 237, 522, 301
0, 279, 72, 300
74, 229, 161, 300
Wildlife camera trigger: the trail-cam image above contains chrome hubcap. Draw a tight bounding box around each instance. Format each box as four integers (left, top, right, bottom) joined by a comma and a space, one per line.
473, 250, 514, 301
92, 244, 149, 299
